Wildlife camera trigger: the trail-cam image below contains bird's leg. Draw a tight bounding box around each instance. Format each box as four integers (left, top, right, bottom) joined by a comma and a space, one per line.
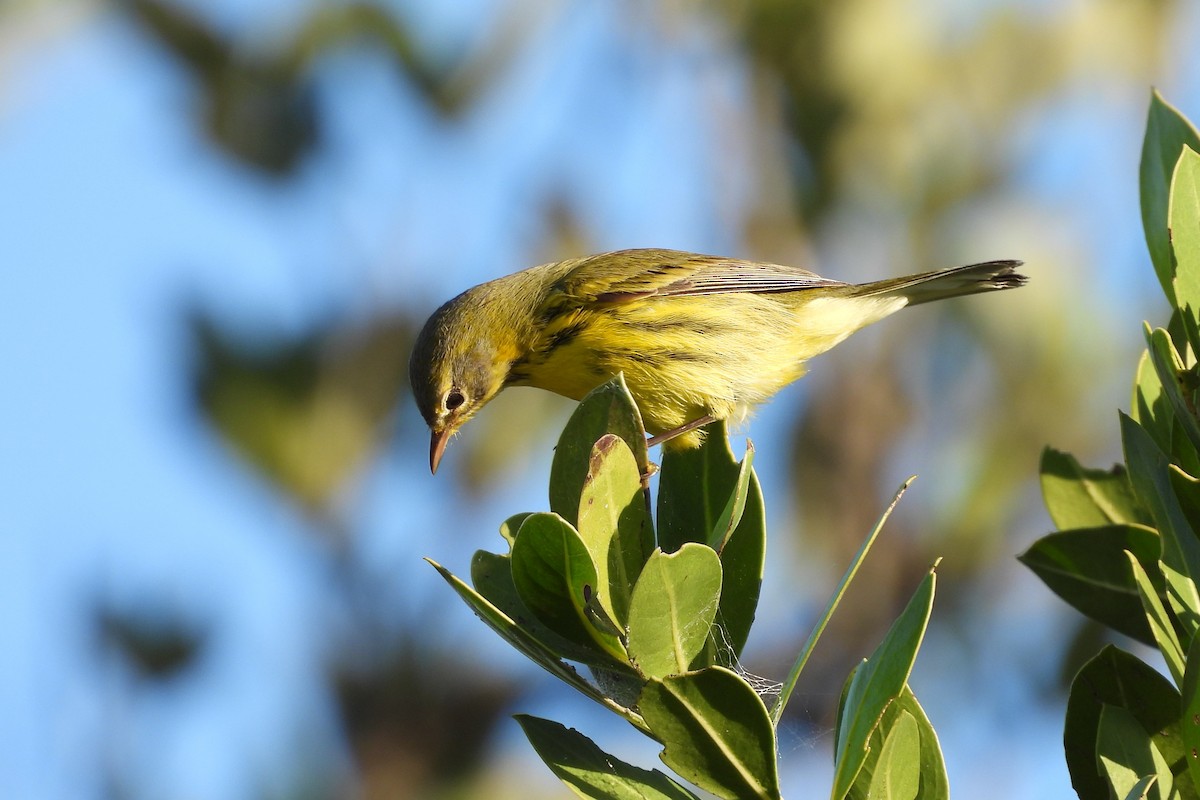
640, 415, 717, 488
646, 414, 718, 449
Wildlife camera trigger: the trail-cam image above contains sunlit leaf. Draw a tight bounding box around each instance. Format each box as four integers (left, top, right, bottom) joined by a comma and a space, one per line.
1040, 448, 1148, 529
842, 684, 948, 800
1064, 646, 1184, 800
427, 557, 643, 728
577, 434, 654, 625
511, 513, 627, 663
658, 422, 764, 661
626, 545, 723, 679
640, 666, 780, 800
1169, 147, 1200, 325
516, 715, 699, 800
1141, 89, 1200, 306
1018, 525, 1162, 645
1125, 552, 1185, 686
832, 567, 935, 800
550, 376, 649, 527
863, 710, 919, 800
1121, 413, 1200, 638
1096, 703, 1171, 800
471, 550, 614, 668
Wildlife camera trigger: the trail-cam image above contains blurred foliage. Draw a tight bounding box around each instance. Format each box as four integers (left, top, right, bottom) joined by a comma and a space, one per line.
118, 0, 529, 172
192, 311, 414, 517
336, 645, 521, 798
95, 601, 207, 682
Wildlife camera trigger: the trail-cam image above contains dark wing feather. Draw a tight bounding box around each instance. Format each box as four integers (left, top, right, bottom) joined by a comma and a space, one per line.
558, 249, 845, 304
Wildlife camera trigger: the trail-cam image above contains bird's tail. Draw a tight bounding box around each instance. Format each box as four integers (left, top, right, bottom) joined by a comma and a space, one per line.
849, 260, 1027, 306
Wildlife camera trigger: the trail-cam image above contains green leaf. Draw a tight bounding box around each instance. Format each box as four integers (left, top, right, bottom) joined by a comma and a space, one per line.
1171, 466, 1200, 533
627, 545, 723, 679
863, 710, 919, 800
1171, 306, 1200, 370
510, 513, 627, 663
1064, 646, 1184, 800
1170, 147, 1200, 321
470, 550, 613, 668
1018, 525, 1163, 645
1181, 634, 1200, 795
1121, 412, 1200, 637
515, 715, 700, 800
1040, 447, 1148, 529
640, 666, 780, 800
708, 442, 755, 552
1140, 89, 1200, 307
658, 421, 765, 662
499, 512, 532, 550
1121, 775, 1159, 800
831, 566, 936, 800
1144, 325, 1200, 454
843, 684, 948, 800
1126, 551, 1186, 686
1096, 703, 1172, 800
1135, 349, 1176, 454
773, 477, 915, 726
551, 376, 650, 527
576, 434, 654, 626
426, 558, 647, 730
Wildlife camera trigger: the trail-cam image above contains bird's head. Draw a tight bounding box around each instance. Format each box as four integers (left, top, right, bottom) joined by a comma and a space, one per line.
409, 291, 516, 473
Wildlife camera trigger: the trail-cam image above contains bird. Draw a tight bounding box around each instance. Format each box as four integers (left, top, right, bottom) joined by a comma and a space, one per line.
409, 248, 1026, 473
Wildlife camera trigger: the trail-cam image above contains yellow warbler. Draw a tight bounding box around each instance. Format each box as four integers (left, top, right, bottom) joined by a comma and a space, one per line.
409, 248, 1026, 473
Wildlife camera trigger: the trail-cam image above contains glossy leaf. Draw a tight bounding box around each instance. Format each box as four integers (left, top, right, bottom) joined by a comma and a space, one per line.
1040, 447, 1147, 529
832, 567, 935, 800
640, 666, 780, 800
1170, 147, 1200, 323
1096, 703, 1171, 800
1181, 634, 1200, 795
1134, 349, 1175, 455
864, 710, 919, 800
1171, 305, 1200, 371
511, 513, 626, 662
1170, 466, 1200, 535
471, 550, 613, 668
1140, 89, 1200, 306
708, 442, 755, 552
1121, 412, 1200, 638
576, 434, 654, 625
516, 715, 699, 800
426, 558, 645, 729
499, 512, 532, 550
1121, 775, 1159, 800
1018, 525, 1162, 645
658, 421, 765, 661
551, 376, 649, 527
843, 684, 948, 800
627, 545, 723, 679
1144, 325, 1200, 454
1064, 646, 1184, 800
1126, 551, 1185, 685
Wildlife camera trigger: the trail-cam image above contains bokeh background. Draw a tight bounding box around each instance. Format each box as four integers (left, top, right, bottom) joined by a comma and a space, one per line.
4, 0, 1200, 797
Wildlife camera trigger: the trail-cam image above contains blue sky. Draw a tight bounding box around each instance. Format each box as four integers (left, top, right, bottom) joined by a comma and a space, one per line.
3, 1, 1199, 798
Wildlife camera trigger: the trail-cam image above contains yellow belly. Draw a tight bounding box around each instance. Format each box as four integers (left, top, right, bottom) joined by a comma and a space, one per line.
515, 291, 904, 446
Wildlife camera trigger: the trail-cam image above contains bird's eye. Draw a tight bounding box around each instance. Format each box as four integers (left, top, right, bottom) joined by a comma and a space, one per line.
445, 389, 466, 411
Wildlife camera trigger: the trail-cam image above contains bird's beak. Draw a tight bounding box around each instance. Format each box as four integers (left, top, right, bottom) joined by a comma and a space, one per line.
430, 427, 452, 474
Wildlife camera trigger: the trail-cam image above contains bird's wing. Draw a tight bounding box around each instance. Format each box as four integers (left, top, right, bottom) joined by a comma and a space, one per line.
558, 249, 845, 304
